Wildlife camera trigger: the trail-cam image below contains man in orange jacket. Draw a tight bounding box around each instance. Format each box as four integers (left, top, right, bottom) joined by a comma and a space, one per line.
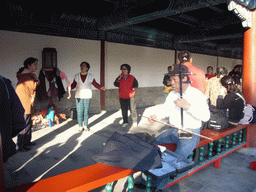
178, 51, 206, 94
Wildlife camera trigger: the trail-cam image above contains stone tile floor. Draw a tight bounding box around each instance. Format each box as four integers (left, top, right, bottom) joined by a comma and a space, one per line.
3, 106, 256, 192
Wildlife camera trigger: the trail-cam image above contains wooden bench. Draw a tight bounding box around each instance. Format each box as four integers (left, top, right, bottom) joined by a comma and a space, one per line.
4, 124, 248, 192
152, 124, 249, 189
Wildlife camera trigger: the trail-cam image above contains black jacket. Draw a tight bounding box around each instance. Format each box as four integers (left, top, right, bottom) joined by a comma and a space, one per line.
217, 90, 244, 123
0, 76, 26, 162
92, 132, 162, 171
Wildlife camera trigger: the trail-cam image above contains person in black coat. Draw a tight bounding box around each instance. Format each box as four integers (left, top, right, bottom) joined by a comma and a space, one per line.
217, 75, 244, 127
0, 76, 26, 162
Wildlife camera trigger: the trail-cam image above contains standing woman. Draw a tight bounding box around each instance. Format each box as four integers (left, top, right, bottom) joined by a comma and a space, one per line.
71, 62, 105, 131
16, 57, 39, 151
114, 64, 138, 127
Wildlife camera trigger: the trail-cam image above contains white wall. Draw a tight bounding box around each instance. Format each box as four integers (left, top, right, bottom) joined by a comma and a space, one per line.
105, 42, 175, 89
0, 30, 242, 90
192, 53, 218, 73
0, 30, 101, 88
192, 53, 242, 75
218, 57, 242, 74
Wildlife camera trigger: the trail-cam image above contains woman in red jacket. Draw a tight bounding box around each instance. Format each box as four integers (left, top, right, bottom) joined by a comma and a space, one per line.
114, 64, 138, 127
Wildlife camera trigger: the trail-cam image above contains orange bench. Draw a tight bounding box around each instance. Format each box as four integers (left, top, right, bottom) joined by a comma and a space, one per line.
3, 124, 248, 192
156, 124, 249, 189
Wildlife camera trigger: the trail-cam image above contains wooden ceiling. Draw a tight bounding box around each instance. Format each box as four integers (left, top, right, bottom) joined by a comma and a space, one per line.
1, 1, 255, 59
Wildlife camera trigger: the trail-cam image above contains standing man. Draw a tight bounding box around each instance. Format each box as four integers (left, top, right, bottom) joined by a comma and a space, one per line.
178, 51, 206, 93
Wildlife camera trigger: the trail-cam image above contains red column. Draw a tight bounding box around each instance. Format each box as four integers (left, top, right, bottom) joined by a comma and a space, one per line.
100, 40, 105, 110
243, 10, 256, 148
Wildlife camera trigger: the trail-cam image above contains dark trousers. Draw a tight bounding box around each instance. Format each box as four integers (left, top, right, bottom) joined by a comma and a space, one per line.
120, 97, 137, 123
17, 114, 32, 149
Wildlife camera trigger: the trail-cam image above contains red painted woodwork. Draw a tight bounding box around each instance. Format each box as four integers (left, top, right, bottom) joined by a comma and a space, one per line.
214, 159, 221, 168
243, 10, 256, 147
196, 124, 248, 148
7, 163, 136, 192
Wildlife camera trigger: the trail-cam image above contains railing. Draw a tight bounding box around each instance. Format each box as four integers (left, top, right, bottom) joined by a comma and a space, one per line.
5, 124, 248, 192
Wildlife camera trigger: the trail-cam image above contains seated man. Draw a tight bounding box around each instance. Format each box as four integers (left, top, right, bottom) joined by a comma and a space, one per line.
136, 64, 210, 191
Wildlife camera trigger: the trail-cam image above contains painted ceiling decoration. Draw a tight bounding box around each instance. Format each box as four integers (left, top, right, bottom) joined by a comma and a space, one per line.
1, 0, 255, 59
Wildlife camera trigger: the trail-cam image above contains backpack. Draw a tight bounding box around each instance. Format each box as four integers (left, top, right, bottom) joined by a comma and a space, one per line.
207, 108, 229, 131
236, 93, 254, 125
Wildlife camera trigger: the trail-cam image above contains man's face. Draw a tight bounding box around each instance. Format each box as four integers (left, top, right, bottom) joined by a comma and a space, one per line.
207, 67, 213, 74
169, 75, 181, 92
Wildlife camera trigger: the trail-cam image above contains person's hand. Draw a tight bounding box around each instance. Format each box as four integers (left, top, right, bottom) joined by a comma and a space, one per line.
100, 86, 106, 91
117, 74, 122, 80
174, 98, 191, 110
149, 115, 157, 124
67, 87, 71, 99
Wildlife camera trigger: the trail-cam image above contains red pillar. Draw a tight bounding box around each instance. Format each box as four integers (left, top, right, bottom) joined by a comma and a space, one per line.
100, 40, 105, 110
243, 10, 256, 148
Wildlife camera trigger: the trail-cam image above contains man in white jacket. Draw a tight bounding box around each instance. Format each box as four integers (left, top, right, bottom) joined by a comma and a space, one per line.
149, 64, 210, 158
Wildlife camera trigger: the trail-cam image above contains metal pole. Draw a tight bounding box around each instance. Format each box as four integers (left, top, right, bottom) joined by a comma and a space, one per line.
179, 62, 184, 129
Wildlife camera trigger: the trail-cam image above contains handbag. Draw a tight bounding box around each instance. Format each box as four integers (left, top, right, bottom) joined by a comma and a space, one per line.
207, 107, 229, 131
236, 93, 255, 124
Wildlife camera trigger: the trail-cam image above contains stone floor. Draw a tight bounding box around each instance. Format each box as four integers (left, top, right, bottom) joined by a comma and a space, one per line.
3, 106, 256, 192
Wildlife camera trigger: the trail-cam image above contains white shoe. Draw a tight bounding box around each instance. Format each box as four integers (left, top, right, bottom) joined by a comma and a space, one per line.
132, 122, 138, 127
84, 126, 90, 131
121, 123, 128, 128
76, 127, 84, 132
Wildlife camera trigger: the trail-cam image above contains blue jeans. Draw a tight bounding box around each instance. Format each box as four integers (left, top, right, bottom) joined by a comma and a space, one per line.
142, 127, 200, 190
155, 127, 200, 158
76, 98, 91, 127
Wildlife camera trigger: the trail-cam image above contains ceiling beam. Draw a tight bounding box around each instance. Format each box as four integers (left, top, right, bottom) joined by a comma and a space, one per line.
98, 0, 226, 31
174, 32, 243, 44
